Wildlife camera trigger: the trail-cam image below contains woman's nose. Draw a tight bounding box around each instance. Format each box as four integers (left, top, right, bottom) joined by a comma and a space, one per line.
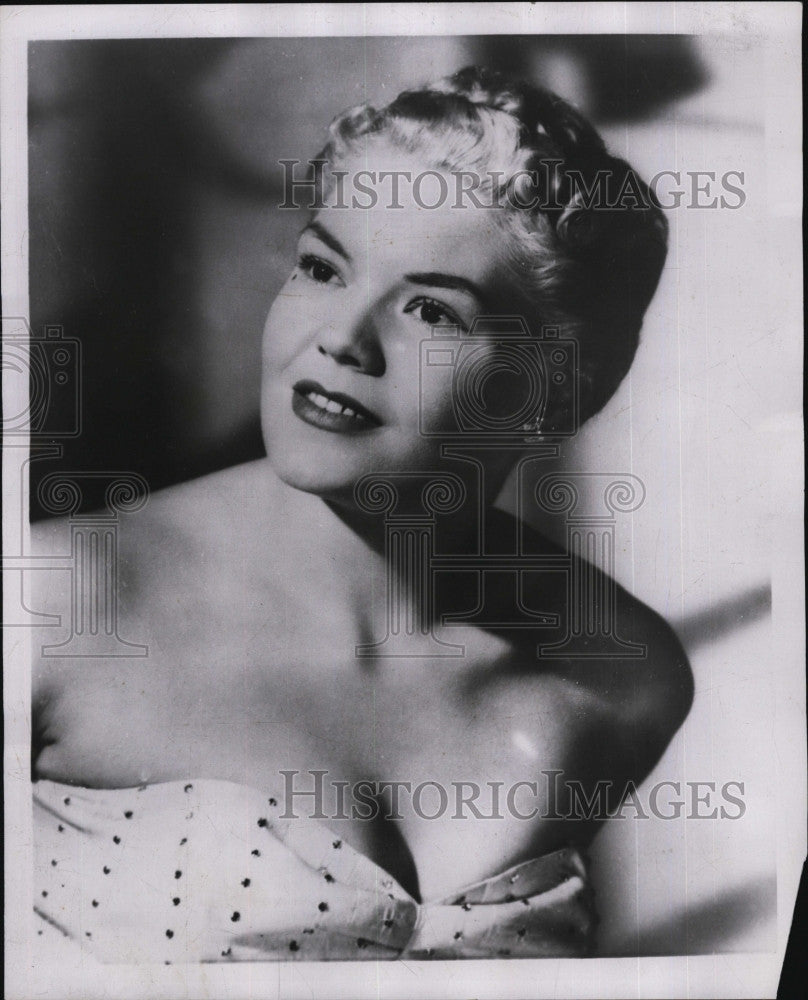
315, 301, 386, 377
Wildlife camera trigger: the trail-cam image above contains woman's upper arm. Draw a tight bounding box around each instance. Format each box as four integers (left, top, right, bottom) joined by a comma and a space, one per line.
544, 596, 694, 791
624, 600, 694, 743
594, 598, 694, 782
29, 517, 73, 743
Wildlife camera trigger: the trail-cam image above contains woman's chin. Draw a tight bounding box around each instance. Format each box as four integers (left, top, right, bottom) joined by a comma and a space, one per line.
265, 446, 361, 502
262, 417, 444, 502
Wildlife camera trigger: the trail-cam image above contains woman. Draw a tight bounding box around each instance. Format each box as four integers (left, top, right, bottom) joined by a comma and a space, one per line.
31, 67, 692, 962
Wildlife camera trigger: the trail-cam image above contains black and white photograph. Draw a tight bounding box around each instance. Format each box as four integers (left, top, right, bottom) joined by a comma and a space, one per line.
2, 4, 804, 999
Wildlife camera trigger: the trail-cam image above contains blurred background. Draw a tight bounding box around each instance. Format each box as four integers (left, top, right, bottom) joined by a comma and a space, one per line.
28, 34, 783, 957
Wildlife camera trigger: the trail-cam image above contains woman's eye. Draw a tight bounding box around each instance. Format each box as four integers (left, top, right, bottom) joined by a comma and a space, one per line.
408, 298, 465, 330
297, 254, 340, 285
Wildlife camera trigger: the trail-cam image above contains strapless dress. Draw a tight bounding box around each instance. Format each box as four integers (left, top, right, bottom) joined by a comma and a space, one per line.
34, 778, 596, 963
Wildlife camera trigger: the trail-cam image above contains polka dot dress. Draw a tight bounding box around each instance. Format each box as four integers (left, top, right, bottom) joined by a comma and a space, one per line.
34, 778, 595, 962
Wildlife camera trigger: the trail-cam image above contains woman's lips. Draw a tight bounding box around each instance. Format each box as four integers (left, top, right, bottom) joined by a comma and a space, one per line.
291, 379, 382, 433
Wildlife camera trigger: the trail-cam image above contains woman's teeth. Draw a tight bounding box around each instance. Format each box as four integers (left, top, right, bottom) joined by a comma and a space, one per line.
306, 390, 362, 419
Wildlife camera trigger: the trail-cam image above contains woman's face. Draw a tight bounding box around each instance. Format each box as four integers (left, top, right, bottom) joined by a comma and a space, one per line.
261, 144, 526, 503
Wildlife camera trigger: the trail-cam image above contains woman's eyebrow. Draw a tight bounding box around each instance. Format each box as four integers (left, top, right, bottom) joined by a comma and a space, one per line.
405, 272, 487, 304
300, 221, 351, 263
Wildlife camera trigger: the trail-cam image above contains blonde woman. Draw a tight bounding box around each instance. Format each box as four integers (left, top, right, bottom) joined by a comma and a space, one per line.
32, 67, 691, 962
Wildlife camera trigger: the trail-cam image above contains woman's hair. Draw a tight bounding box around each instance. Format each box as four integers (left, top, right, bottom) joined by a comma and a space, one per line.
316, 66, 668, 428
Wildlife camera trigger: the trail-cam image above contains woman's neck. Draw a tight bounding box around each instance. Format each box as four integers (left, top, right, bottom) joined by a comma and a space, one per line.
247, 457, 495, 620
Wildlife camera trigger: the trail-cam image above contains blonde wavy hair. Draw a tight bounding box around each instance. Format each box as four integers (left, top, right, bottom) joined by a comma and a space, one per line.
315, 66, 668, 427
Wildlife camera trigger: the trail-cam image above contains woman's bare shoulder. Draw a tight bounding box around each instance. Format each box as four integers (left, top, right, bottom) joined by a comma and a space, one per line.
29, 462, 267, 698
481, 509, 693, 773
32, 460, 265, 578
120, 459, 269, 554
